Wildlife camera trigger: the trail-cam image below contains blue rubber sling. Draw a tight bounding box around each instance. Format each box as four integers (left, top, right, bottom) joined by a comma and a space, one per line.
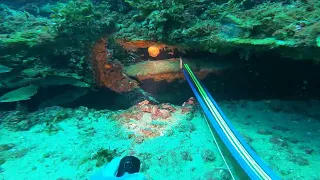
182, 62, 280, 180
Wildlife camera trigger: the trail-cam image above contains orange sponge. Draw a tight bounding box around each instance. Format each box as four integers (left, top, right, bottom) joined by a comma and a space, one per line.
148, 46, 160, 57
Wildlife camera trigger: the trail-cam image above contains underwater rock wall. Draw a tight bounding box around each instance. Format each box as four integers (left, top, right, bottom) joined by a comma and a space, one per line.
116, 0, 320, 60
0, 0, 320, 109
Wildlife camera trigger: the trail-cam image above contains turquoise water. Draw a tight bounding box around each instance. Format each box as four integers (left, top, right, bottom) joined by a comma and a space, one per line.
0, 0, 320, 179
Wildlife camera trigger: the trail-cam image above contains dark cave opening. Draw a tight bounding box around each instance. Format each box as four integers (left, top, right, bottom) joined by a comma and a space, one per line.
137, 49, 320, 105
214, 51, 320, 101
1, 49, 319, 112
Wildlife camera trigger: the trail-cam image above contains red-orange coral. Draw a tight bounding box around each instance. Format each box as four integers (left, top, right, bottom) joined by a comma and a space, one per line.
113, 100, 196, 139
161, 103, 176, 112
91, 38, 107, 87
91, 38, 139, 93
158, 109, 171, 119
181, 97, 196, 115
116, 100, 175, 121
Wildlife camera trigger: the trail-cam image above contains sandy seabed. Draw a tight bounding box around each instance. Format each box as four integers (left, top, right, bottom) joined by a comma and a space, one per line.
0, 100, 319, 180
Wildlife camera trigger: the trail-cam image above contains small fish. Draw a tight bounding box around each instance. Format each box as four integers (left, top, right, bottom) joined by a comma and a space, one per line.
0, 64, 12, 73
0, 84, 38, 103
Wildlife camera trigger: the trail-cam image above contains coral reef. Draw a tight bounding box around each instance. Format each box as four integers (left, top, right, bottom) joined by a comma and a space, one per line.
1, 0, 319, 106
0, 0, 319, 175
116, 0, 320, 61
91, 38, 138, 93
113, 98, 196, 141
0, 1, 117, 105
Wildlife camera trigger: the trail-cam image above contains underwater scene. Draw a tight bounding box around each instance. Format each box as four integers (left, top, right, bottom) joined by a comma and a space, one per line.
0, 0, 320, 179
